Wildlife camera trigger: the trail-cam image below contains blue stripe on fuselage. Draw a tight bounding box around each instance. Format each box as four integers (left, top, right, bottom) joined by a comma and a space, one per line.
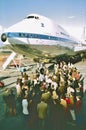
6, 32, 76, 43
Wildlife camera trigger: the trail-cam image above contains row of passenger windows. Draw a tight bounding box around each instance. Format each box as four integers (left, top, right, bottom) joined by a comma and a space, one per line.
7, 32, 70, 42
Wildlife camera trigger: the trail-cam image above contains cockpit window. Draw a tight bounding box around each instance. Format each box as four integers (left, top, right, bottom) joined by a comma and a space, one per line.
26, 16, 39, 19
35, 16, 39, 19
27, 16, 34, 19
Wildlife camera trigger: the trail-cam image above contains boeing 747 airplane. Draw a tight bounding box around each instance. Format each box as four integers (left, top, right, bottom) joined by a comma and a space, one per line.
1, 13, 86, 59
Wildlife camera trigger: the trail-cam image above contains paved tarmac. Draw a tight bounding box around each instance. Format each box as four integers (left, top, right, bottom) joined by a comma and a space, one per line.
0, 60, 86, 130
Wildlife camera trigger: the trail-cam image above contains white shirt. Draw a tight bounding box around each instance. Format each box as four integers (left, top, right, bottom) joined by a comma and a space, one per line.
52, 81, 58, 90
16, 84, 21, 96
22, 99, 29, 115
67, 86, 74, 96
39, 74, 45, 82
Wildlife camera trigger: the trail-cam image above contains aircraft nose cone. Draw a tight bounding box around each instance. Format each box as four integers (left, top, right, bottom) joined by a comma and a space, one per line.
1, 33, 7, 42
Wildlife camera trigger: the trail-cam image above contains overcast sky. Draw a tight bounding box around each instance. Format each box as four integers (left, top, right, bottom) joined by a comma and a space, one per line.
0, 0, 86, 39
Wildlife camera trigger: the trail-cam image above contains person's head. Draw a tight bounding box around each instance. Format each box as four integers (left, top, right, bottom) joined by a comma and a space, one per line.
10, 89, 14, 94
76, 96, 81, 101
41, 96, 46, 102
4, 88, 9, 93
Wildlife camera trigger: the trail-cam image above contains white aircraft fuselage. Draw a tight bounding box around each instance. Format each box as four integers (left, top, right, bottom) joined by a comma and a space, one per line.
1, 13, 83, 57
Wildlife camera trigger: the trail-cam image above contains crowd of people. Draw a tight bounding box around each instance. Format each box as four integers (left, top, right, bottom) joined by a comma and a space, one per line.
3, 61, 84, 130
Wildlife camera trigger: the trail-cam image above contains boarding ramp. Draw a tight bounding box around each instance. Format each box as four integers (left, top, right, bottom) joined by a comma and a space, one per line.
2, 52, 16, 70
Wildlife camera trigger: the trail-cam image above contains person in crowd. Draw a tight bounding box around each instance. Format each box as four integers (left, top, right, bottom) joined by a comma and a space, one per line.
51, 89, 59, 104
28, 91, 39, 130
60, 95, 68, 111
3, 88, 9, 115
8, 89, 16, 116
51, 78, 58, 91
22, 94, 29, 126
16, 79, 22, 98
78, 82, 84, 98
37, 97, 48, 130
22, 72, 28, 83
76, 96, 82, 112
30, 72, 34, 85
75, 96, 83, 128
49, 97, 66, 130
41, 89, 51, 103
69, 93, 76, 121
21, 82, 29, 98
67, 85, 75, 97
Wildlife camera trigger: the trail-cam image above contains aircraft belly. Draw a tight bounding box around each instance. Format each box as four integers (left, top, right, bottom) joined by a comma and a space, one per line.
8, 38, 75, 57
